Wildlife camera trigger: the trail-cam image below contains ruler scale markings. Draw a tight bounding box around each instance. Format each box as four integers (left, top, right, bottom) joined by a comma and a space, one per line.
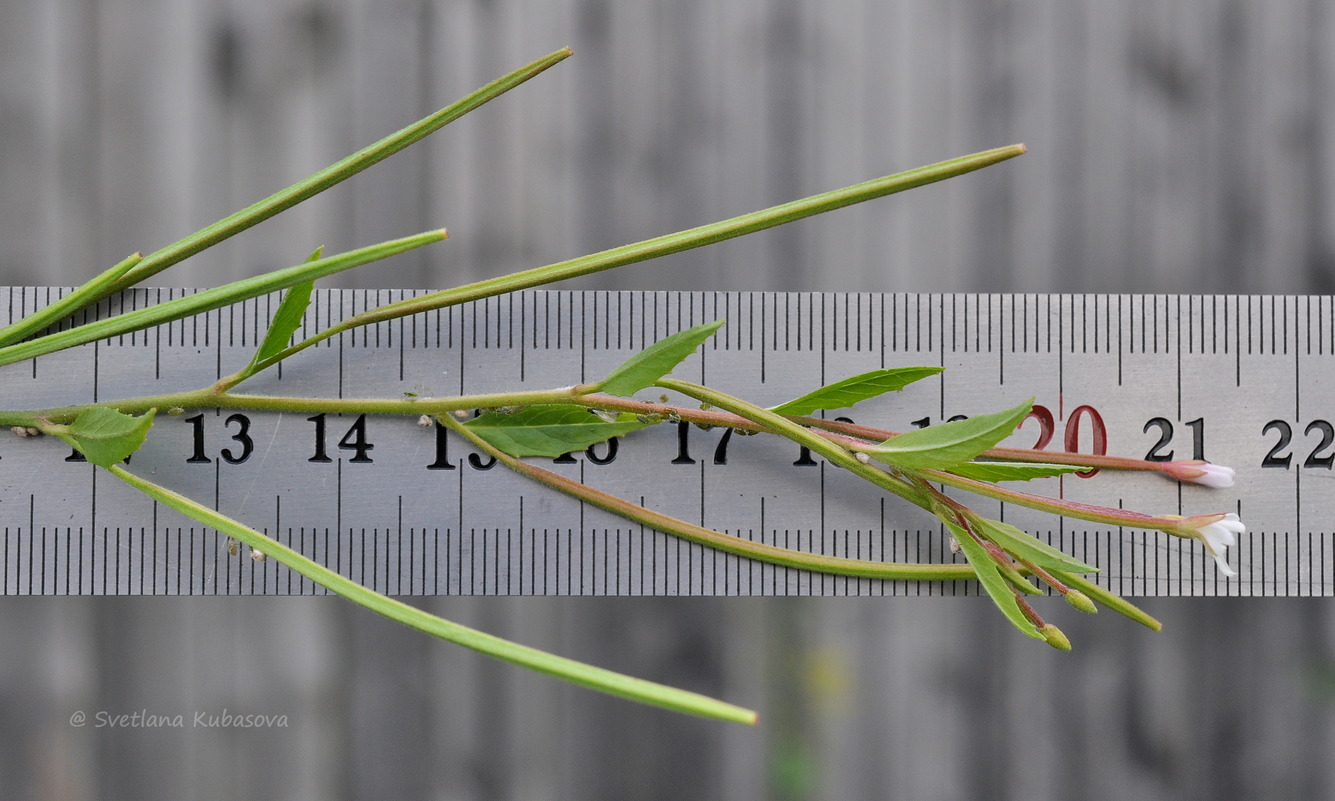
855, 293, 863, 352
397, 312, 405, 382
1083, 294, 1089, 354
517, 292, 526, 382
1116, 295, 1123, 385
759, 292, 768, 382
1205, 294, 1212, 355
0, 289, 1328, 595
516, 496, 523, 596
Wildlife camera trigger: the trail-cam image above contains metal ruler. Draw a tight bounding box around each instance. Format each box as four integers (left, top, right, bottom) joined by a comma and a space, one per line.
0, 288, 1328, 597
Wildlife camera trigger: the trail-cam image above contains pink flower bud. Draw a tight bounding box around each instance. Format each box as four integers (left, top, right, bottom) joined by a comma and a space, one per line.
1163, 460, 1235, 488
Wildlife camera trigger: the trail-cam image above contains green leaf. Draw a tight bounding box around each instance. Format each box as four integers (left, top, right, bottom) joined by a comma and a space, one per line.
462, 405, 653, 458
251, 277, 315, 368
65, 407, 157, 467
104, 463, 756, 724
247, 244, 323, 370
943, 517, 1043, 640
866, 399, 1033, 470
351, 144, 1027, 338
945, 460, 1079, 482
595, 320, 725, 397
102, 49, 574, 295
975, 518, 1098, 574
769, 366, 943, 416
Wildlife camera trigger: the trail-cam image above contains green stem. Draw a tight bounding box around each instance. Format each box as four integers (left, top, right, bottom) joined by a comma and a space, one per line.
798, 416, 1195, 476
0, 252, 142, 347
921, 467, 1186, 534
0, 385, 591, 426
258, 145, 1027, 370
1, 384, 1209, 540
0, 231, 445, 368
5, 375, 1196, 542
100, 460, 757, 724
440, 413, 972, 581
654, 378, 932, 510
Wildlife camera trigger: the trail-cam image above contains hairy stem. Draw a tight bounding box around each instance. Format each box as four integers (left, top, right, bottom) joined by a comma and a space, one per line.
654, 378, 933, 510
440, 412, 973, 581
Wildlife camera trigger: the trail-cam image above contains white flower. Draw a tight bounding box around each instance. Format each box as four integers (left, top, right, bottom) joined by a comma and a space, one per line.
1163, 460, 1236, 488
1187, 512, 1244, 576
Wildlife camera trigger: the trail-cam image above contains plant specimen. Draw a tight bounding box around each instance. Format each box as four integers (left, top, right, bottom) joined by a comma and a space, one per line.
0, 49, 1239, 725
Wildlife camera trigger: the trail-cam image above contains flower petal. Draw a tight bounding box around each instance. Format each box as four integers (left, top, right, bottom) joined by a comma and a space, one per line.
1164, 460, 1236, 488
1192, 513, 1244, 576
1211, 551, 1237, 577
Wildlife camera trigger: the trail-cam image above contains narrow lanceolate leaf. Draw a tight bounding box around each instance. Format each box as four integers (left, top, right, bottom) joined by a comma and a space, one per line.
595, 320, 725, 397
867, 399, 1033, 471
251, 278, 315, 368
105, 464, 757, 724
769, 366, 942, 416
945, 460, 1079, 483
975, 518, 1098, 574
64, 407, 157, 467
944, 518, 1043, 640
241, 245, 323, 376
462, 406, 653, 458
103, 49, 572, 295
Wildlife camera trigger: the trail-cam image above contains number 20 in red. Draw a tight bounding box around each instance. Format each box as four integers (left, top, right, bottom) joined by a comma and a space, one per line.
1019, 404, 1107, 477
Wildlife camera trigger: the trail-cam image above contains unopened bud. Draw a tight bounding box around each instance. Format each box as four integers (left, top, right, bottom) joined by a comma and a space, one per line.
1163, 460, 1236, 488
1039, 623, 1071, 651
1064, 589, 1098, 614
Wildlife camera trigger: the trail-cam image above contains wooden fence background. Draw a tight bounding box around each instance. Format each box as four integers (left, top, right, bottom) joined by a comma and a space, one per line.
1, 0, 1333, 798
